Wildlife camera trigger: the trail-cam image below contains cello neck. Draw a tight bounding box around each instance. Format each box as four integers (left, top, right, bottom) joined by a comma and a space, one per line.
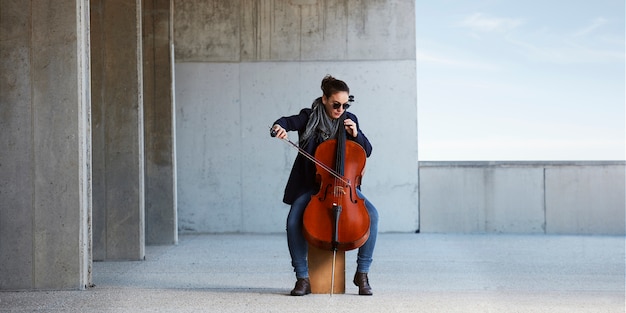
335, 113, 347, 176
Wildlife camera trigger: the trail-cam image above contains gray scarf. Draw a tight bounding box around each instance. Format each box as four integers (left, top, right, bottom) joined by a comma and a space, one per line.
300, 97, 341, 147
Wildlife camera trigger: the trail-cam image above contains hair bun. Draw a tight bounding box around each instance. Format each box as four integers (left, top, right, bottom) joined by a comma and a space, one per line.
321, 75, 336, 89
320, 75, 349, 97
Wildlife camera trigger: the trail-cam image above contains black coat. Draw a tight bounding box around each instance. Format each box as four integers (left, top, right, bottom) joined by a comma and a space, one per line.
273, 108, 373, 204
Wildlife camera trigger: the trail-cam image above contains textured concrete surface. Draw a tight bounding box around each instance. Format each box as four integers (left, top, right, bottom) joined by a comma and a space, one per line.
0, 0, 91, 290
175, 61, 418, 234
1, 233, 623, 312
420, 162, 626, 235
173, 0, 415, 62
172, 0, 419, 235
91, 0, 145, 261
142, 0, 178, 246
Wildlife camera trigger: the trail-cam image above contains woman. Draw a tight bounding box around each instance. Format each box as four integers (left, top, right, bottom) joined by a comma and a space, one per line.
271, 75, 379, 296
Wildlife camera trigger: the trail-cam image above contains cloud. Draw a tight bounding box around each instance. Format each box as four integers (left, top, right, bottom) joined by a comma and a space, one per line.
416, 50, 500, 71
505, 32, 625, 64
573, 17, 608, 37
454, 13, 623, 64
458, 13, 524, 33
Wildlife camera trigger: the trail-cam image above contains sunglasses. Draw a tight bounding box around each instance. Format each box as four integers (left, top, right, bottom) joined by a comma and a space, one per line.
332, 102, 351, 110
332, 95, 354, 110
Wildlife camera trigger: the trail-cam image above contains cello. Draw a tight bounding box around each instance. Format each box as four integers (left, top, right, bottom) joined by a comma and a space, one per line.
302, 112, 370, 252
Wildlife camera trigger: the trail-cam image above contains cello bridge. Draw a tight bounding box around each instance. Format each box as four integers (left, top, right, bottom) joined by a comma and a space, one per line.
333, 186, 346, 196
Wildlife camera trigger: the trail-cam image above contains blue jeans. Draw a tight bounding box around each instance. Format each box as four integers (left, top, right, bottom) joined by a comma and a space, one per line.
286, 189, 379, 279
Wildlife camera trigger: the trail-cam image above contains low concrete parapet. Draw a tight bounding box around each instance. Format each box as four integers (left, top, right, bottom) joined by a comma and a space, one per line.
419, 161, 625, 235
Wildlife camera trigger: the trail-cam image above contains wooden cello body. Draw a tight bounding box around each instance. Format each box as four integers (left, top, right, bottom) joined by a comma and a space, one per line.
302, 116, 370, 252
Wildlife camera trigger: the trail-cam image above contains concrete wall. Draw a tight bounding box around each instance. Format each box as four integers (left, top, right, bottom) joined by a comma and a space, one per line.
173, 0, 419, 233
419, 161, 626, 235
0, 0, 92, 289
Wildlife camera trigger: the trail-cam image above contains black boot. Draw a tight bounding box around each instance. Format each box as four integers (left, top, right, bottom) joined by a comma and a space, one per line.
290, 278, 311, 296
353, 272, 373, 295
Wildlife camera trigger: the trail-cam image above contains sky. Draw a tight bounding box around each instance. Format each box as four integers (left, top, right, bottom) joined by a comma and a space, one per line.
416, 0, 625, 161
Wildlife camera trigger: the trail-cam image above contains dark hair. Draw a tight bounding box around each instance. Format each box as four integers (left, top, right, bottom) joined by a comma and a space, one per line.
321, 75, 349, 98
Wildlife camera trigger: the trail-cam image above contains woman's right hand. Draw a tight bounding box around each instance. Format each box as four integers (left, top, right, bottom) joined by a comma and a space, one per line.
271, 124, 287, 139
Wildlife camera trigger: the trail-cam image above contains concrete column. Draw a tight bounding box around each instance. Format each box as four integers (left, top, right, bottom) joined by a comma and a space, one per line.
142, 0, 177, 245
91, 0, 145, 260
0, 0, 92, 290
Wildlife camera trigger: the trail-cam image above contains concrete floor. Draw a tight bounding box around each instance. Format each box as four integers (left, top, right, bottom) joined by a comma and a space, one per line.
0, 233, 624, 312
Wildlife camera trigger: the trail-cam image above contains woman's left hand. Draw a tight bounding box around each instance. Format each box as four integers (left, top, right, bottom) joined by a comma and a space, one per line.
344, 118, 358, 138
